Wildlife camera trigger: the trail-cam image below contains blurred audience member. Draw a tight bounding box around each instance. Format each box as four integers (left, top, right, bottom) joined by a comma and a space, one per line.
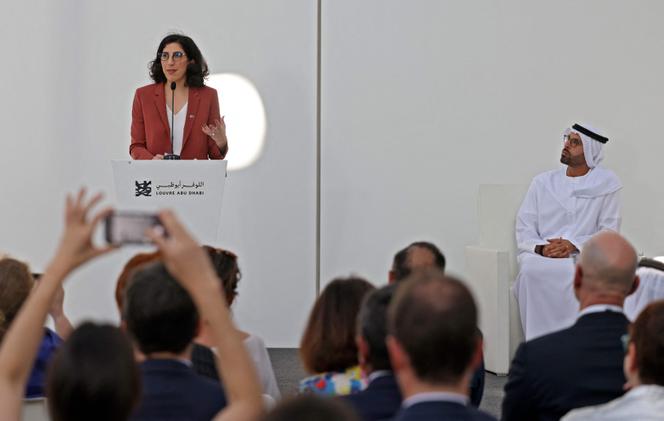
0, 258, 72, 398
563, 300, 664, 420
502, 231, 639, 421
115, 250, 219, 381
124, 262, 226, 421
299, 277, 375, 395
197, 246, 280, 400
389, 241, 485, 406
47, 322, 140, 421
341, 284, 401, 421
387, 269, 495, 420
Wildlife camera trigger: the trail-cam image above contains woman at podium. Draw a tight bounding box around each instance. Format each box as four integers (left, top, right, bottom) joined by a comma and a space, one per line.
130, 34, 228, 160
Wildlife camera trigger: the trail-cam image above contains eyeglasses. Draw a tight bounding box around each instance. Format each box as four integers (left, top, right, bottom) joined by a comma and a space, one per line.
563, 134, 583, 148
160, 51, 186, 62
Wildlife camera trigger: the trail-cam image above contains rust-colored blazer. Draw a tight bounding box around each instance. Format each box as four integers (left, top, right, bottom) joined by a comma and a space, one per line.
130, 83, 228, 160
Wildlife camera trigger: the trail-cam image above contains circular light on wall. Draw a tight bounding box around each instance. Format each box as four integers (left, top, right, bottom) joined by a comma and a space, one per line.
207, 73, 266, 171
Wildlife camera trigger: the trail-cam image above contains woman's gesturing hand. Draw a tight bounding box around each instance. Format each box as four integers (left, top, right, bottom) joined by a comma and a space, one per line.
202, 117, 228, 149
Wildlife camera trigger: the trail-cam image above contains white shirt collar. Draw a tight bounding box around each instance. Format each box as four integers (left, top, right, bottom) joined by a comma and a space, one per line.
402, 392, 469, 408
368, 370, 392, 383
578, 304, 623, 319
176, 358, 193, 368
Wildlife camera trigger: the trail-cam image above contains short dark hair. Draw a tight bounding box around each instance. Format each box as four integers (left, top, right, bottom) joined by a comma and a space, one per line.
358, 284, 397, 371
115, 251, 162, 313
630, 300, 664, 385
391, 241, 446, 282
47, 323, 140, 421
149, 34, 209, 87
204, 246, 241, 306
262, 395, 360, 421
124, 262, 198, 354
0, 258, 33, 339
388, 269, 477, 384
300, 277, 375, 373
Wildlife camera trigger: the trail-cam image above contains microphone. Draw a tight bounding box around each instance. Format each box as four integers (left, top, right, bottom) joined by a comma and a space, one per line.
164, 81, 180, 160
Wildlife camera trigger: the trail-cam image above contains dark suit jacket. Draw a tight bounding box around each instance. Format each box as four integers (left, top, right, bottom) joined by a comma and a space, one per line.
130, 359, 226, 421
341, 372, 402, 421
191, 343, 219, 382
393, 401, 497, 421
502, 311, 629, 421
130, 83, 228, 160
470, 357, 485, 407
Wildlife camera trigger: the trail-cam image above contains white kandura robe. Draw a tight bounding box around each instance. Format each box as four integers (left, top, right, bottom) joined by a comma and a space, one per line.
513, 166, 622, 340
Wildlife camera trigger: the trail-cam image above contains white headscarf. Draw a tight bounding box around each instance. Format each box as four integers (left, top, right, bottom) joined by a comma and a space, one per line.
564, 123, 607, 168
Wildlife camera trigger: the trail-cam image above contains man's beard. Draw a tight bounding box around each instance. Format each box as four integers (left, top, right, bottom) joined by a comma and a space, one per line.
560, 150, 570, 165
560, 153, 586, 167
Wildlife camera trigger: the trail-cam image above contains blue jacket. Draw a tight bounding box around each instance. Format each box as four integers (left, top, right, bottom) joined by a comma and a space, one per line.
341, 372, 401, 421
130, 359, 226, 421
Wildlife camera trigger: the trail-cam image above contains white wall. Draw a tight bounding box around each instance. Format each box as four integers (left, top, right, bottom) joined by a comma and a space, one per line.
1, 1, 663, 346
321, 0, 664, 287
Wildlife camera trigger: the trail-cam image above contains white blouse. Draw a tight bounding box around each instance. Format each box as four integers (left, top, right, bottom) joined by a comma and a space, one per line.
166, 102, 188, 155
244, 335, 281, 400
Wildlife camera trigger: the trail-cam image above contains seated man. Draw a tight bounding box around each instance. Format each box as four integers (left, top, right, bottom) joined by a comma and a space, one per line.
563, 299, 664, 420
387, 269, 496, 421
124, 262, 226, 421
503, 231, 639, 421
341, 285, 401, 421
389, 241, 485, 407
514, 123, 622, 340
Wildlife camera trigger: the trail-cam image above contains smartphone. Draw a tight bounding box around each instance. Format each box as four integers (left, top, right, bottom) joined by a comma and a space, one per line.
104, 211, 164, 245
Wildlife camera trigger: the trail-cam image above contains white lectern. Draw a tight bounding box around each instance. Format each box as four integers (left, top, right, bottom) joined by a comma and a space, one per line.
111, 160, 227, 244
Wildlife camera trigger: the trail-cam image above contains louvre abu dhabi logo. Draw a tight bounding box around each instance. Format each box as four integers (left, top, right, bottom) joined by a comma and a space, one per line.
135, 180, 152, 197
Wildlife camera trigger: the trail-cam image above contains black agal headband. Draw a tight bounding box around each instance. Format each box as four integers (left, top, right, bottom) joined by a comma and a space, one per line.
572, 124, 608, 144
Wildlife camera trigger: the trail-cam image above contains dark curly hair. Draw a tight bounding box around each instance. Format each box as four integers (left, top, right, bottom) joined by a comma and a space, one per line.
149, 33, 209, 87
203, 246, 241, 306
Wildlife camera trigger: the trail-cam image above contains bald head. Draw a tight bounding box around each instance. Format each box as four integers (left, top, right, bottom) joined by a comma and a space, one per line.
578, 231, 638, 294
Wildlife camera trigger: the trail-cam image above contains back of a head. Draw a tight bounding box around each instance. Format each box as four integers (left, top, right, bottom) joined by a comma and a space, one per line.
630, 300, 664, 385
388, 269, 477, 384
391, 241, 446, 282
115, 251, 162, 312
579, 231, 638, 294
203, 245, 241, 306
358, 284, 397, 371
0, 258, 33, 338
262, 395, 360, 421
124, 261, 198, 354
300, 277, 375, 373
47, 322, 140, 421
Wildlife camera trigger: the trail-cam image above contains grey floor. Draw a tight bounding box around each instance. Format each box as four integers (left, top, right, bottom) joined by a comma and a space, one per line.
268, 348, 506, 419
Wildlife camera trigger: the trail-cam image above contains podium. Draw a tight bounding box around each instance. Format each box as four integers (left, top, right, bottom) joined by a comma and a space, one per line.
111, 160, 227, 244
